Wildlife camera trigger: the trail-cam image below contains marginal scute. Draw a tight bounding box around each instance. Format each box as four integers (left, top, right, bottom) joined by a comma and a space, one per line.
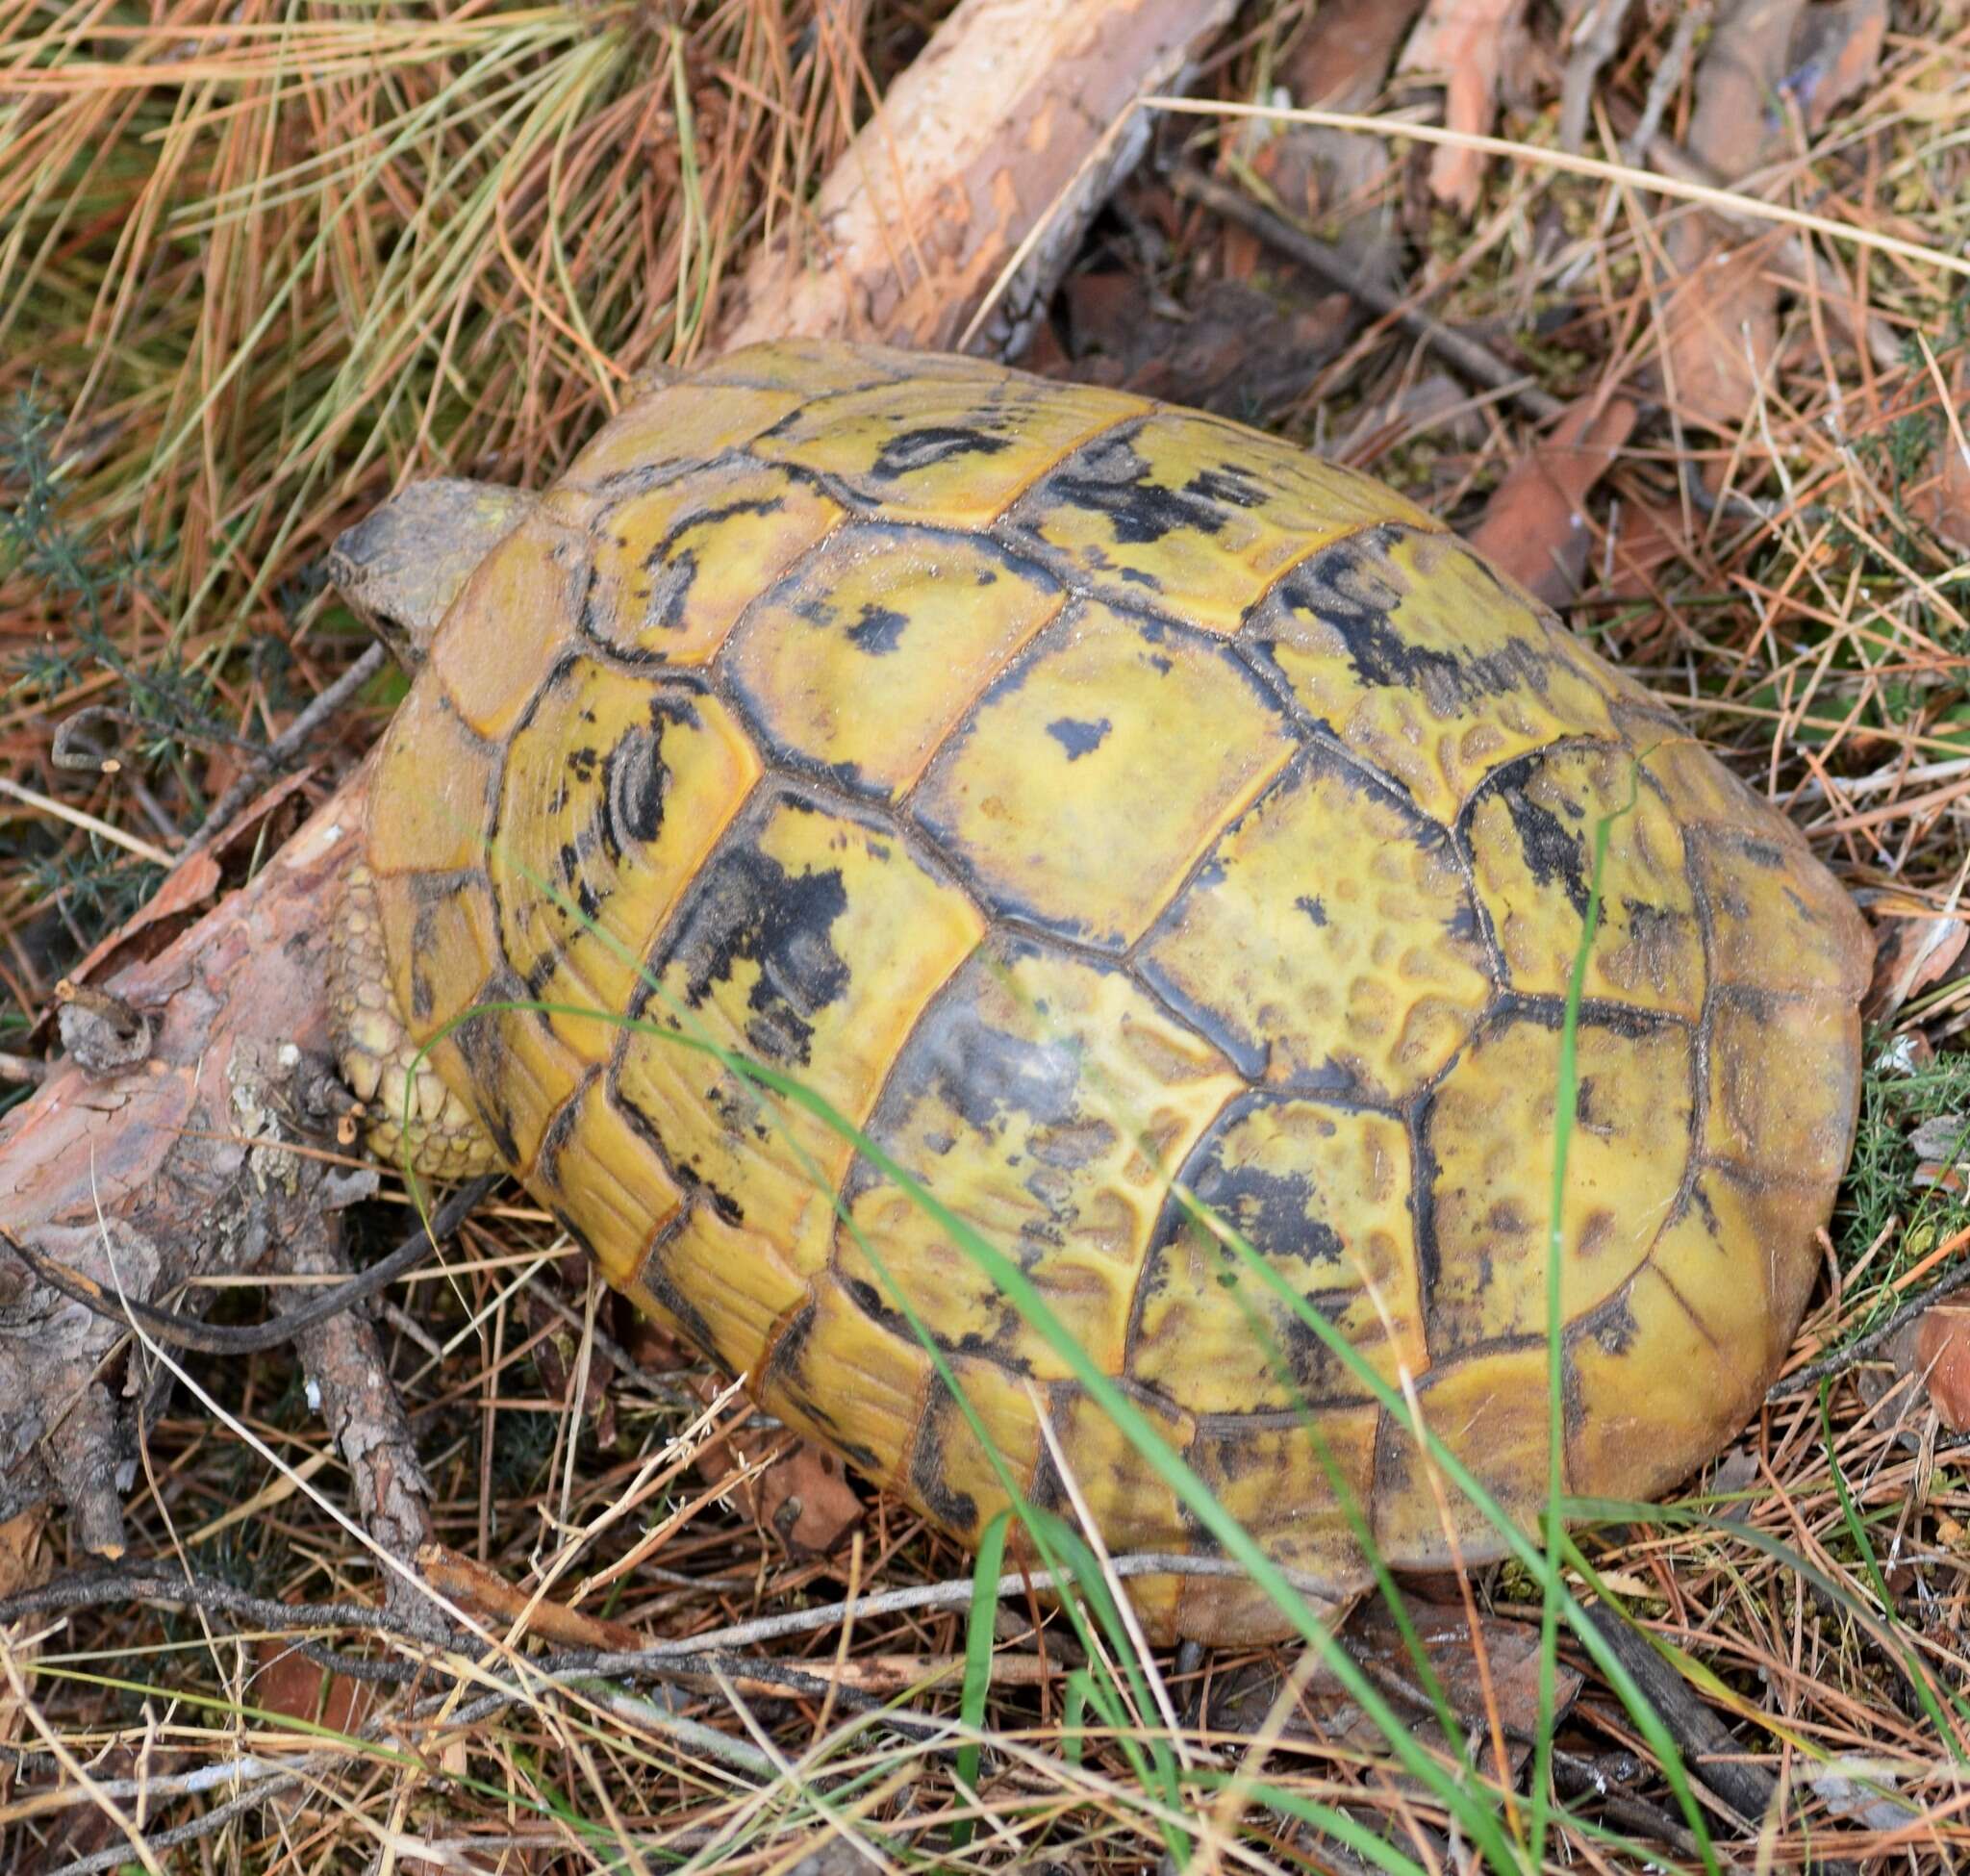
909, 1359, 1048, 1544
839, 940, 1242, 1382
1244, 525, 1620, 822
448, 973, 592, 1180
615, 786, 986, 1273
1704, 987, 1862, 1188
1685, 817, 1875, 1001
1426, 1011, 1695, 1355
431, 511, 589, 741
535, 1074, 685, 1290
759, 1274, 931, 1488
491, 661, 761, 1052
1180, 1406, 1378, 1641
583, 460, 844, 666
1138, 748, 1492, 1099
1372, 1344, 1558, 1566
1133, 1097, 1423, 1413
371, 870, 500, 1050
1566, 1266, 1734, 1507
565, 381, 808, 488
370, 681, 498, 879
1032, 1382, 1197, 1634
1464, 744, 1705, 1018
645, 1207, 810, 1381
913, 602, 1299, 949
721, 523, 1066, 799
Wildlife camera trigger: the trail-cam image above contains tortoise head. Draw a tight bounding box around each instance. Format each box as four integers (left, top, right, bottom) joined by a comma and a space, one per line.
328, 477, 536, 670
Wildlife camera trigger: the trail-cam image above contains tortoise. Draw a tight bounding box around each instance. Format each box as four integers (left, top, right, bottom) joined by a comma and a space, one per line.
327, 339, 1871, 1644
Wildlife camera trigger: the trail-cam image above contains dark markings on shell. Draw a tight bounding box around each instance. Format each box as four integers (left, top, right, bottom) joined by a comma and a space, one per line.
1406, 1088, 1444, 1312
1036, 433, 1231, 545
1295, 893, 1327, 926
1491, 992, 1682, 1042
1493, 763, 1591, 918
1583, 1287, 1639, 1356
1132, 951, 1268, 1081
671, 1152, 745, 1226
870, 425, 1013, 480
1046, 715, 1111, 760
844, 602, 909, 655
881, 952, 1082, 1136
1256, 526, 1555, 718
657, 811, 853, 1069
909, 1377, 981, 1534
635, 1234, 723, 1363
763, 1301, 880, 1467
1184, 464, 1267, 510
1169, 1110, 1346, 1269
532, 1080, 589, 1191
600, 716, 669, 855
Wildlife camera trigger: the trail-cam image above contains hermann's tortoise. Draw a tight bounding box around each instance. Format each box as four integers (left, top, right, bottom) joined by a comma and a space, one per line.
328, 340, 1871, 1644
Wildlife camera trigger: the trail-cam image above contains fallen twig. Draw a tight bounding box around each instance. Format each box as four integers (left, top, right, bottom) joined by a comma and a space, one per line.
1165, 163, 1564, 421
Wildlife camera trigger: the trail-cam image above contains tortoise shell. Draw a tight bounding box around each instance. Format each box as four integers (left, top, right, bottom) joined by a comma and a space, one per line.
363, 339, 1870, 1643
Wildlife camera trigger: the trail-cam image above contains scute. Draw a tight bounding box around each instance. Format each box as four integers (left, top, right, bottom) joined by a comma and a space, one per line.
1138, 747, 1492, 1099
1005, 413, 1433, 631
1244, 525, 1621, 821
721, 522, 1065, 798
1131, 1096, 1424, 1414
836, 939, 1242, 1382
750, 372, 1141, 523
362, 338, 1871, 1646
614, 784, 985, 1271
1463, 744, 1705, 1017
912, 601, 1299, 949
1424, 1010, 1695, 1356
582, 460, 844, 666
491, 661, 759, 1053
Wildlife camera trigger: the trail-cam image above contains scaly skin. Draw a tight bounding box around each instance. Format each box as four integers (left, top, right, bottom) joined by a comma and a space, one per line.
329, 862, 500, 1182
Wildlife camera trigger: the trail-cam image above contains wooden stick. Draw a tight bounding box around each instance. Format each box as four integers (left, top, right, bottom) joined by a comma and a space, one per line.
717, 0, 1239, 358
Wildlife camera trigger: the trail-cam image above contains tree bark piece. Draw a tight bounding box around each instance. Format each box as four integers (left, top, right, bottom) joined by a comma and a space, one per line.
279, 1219, 436, 1624
0, 774, 366, 1544
716, 0, 1240, 360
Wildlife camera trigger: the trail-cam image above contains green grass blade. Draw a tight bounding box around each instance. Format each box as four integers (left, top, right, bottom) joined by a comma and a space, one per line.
951, 1508, 1012, 1851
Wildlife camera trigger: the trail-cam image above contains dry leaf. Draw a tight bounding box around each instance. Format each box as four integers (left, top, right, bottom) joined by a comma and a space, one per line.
253, 1633, 375, 1737
1398, 0, 1530, 213
1915, 1306, 1970, 1432
748, 1442, 864, 1552
1864, 895, 1970, 1022
1660, 243, 1784, 464
684, 1375, 865, 1554
1651, 0, 1803, 457
1212, 1597, 1582, 1782
1785, 0, 1887, 130
1602, 494, 1691, 602
1228, 0, 1424, 291
1466, 395, 1639, 606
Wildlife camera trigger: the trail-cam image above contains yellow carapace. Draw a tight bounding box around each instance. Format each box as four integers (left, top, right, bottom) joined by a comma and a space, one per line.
329, 341, 1871, 1643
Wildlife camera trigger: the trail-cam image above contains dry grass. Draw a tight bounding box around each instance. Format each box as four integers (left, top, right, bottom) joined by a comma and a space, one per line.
7, 1, 1970, 1871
